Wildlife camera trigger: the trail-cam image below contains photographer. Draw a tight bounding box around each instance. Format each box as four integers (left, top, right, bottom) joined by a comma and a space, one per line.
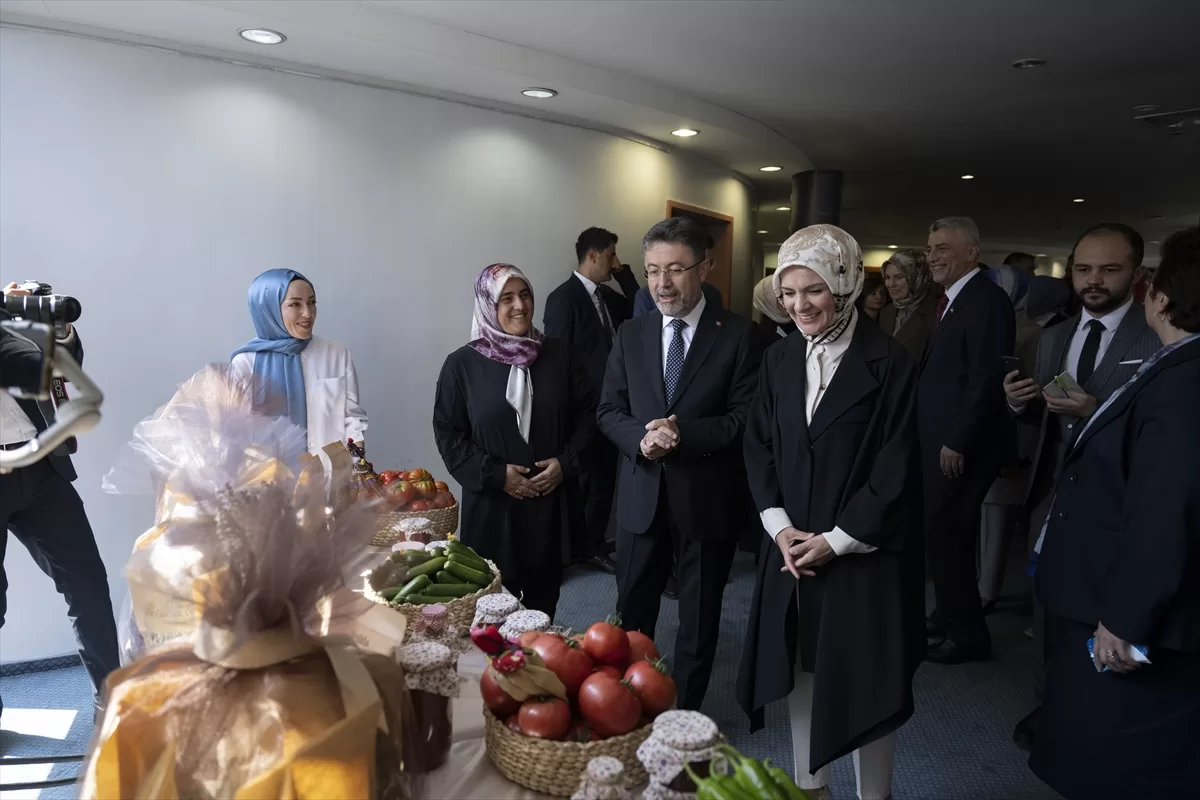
1, 282, 118, 718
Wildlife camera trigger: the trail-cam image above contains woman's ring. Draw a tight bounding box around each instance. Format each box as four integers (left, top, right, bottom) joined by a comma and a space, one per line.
1105, 649, 1117, 660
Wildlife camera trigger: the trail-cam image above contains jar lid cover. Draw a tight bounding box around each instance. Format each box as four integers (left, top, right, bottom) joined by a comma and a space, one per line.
586, 756, 625, 785
476, 594, 520, 615
397, 641, 454, 672
651, 710, 720, 749
502, 609, 550, 633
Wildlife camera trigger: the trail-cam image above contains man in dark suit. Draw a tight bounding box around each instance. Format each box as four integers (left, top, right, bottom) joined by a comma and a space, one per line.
1002, 223, 1160, 749
543, 227, 641, 573
919, 217, 1016, 664
597, 217, 759, 710
0, 298, 120, 717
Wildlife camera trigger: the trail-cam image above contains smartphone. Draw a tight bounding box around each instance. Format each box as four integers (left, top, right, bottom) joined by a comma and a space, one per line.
1002, 356, 1027, 381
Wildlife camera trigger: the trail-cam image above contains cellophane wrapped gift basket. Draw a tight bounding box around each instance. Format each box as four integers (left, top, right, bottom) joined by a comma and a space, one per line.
88, 367, 423, 800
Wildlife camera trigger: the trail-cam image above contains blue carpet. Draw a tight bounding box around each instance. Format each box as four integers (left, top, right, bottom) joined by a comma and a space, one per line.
0, 553, 1056, 799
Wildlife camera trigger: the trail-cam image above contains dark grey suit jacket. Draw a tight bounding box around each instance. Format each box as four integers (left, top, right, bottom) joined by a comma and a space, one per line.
1018, 301, 1160, 505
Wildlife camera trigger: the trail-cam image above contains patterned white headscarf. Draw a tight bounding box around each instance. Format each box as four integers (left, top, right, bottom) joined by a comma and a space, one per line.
773, 224, 865, 345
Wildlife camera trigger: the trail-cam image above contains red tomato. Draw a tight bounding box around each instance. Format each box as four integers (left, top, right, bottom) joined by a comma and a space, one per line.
481, 668, 521, 717
577, 674, 641, 738
387, 480, 415, 507
584, 620, 631, 667
434, 480, 449, 491
430, 491, 453, 510
530, 633, 565, 663
408, 468, 433, 483
518, 697, 571, 740
539, 638, 595, 695
592, 665, 623, 680
624, 659, 677, 717
505, 713, 522, 734
626, 631, 660, 664
407, 499, 432, 512
516, 630, 543, 650
412, 479, 437, 497
379, 470, 399, 485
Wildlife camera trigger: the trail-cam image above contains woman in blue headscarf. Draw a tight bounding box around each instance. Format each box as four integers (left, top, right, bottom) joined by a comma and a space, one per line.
230, 269, 367, 454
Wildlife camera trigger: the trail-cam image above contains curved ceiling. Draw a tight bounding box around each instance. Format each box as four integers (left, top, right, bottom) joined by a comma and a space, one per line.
3, 0, 1198, 251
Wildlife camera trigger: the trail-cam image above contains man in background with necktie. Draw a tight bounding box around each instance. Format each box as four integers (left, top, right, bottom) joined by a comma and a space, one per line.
543, 227, 641, 573
597, 216, 759, 710
918, 217, 1016, 665
1002, 222, 1160, 750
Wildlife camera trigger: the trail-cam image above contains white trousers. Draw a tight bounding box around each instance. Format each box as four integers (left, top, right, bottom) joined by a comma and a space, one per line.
787, 668, 896, 800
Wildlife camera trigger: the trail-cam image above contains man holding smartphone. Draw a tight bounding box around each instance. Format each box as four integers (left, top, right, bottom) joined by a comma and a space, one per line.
1002, 224, 1160, 751
0, 283, 119, 720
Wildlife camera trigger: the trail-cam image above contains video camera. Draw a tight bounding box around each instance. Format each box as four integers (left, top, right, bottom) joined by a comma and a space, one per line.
1, 280, 102, 473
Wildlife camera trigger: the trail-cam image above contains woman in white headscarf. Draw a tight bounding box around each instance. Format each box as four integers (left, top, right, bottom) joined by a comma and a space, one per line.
737, 225, 924, 800
752, 274, 797, 351
432, 264, 595, 615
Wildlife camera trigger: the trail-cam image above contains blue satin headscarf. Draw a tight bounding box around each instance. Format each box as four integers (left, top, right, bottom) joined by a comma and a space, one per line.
232, 269, 313, 431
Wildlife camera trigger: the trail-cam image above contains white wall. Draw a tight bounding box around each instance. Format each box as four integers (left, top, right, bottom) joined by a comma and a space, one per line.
0, 28, 754, 662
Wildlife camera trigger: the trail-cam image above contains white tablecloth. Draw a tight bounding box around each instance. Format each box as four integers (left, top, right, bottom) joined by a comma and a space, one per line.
423, 650, 556, 800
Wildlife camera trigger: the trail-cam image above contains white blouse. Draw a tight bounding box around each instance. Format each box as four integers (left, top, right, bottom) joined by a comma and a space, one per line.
230, 334, 367, 454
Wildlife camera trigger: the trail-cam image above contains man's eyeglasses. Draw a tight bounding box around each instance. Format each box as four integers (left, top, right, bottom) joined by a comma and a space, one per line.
644, 257, 706, 281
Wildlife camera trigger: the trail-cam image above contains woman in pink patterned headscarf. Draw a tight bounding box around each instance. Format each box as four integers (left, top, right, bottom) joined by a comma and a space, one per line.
433, 264, 595, 616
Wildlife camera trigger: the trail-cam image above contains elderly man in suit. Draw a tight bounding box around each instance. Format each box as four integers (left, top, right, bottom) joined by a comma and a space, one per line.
597, 216, 759, 710
0, 293, 120, 718
1002, 223, 1160, 750
919, 217, 1016, 665
544, 227, 641, 573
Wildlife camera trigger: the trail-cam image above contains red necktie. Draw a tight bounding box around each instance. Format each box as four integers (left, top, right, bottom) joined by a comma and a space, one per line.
935, 294, 948, 323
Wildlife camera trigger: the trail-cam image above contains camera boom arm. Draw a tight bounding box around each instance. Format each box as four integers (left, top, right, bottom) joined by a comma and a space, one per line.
0, 342, 103, 473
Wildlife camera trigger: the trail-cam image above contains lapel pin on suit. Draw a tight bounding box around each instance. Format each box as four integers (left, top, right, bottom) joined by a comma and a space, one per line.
716, 320, 724, 328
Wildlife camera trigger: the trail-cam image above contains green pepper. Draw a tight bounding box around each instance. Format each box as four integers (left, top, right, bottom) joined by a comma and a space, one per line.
765, 764, 809, 800
685, 764, 755, 800
720, 745, 786, 799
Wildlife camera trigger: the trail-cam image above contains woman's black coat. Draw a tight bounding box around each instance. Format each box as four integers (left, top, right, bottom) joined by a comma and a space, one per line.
736, 317, 925, 771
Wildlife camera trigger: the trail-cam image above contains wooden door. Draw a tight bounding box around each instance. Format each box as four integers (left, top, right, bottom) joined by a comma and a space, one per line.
666, 200, 733, 307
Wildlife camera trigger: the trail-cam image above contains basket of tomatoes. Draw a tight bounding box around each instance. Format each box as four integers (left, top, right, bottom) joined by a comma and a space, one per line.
372, 468, 459, 546
475, 616, 676, 797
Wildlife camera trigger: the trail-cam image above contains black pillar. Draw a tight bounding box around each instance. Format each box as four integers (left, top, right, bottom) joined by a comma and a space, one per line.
789, 170, 843, 233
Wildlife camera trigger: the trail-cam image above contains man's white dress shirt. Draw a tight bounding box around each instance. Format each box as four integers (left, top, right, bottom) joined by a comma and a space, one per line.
758, 312, 876, 556
574, 271, 615, 337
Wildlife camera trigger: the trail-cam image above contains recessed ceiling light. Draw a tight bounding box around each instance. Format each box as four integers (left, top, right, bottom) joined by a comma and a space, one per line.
757, 230, 769, 234
1036, 253, 1047, 257
887, 245, 898, 249
759, 165, 783, 172
238, 28, 286, 45
521, 88, 557, 99
1133, 104, 1159, 113
1011, 57, 1046, 69
1073, 198, 1085, 203
775, 206, 790, 212
1149, 240, 1160, 244
671, 128, 699, 137
961, 174, 975, 180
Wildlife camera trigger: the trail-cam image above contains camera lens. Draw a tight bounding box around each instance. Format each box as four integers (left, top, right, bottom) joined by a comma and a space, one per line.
2, 294, 82, 324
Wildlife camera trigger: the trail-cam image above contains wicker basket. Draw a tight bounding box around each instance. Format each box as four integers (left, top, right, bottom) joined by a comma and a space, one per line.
363, 557, 500, 641
483, 707, 652, 797
371, 503, 459, 547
